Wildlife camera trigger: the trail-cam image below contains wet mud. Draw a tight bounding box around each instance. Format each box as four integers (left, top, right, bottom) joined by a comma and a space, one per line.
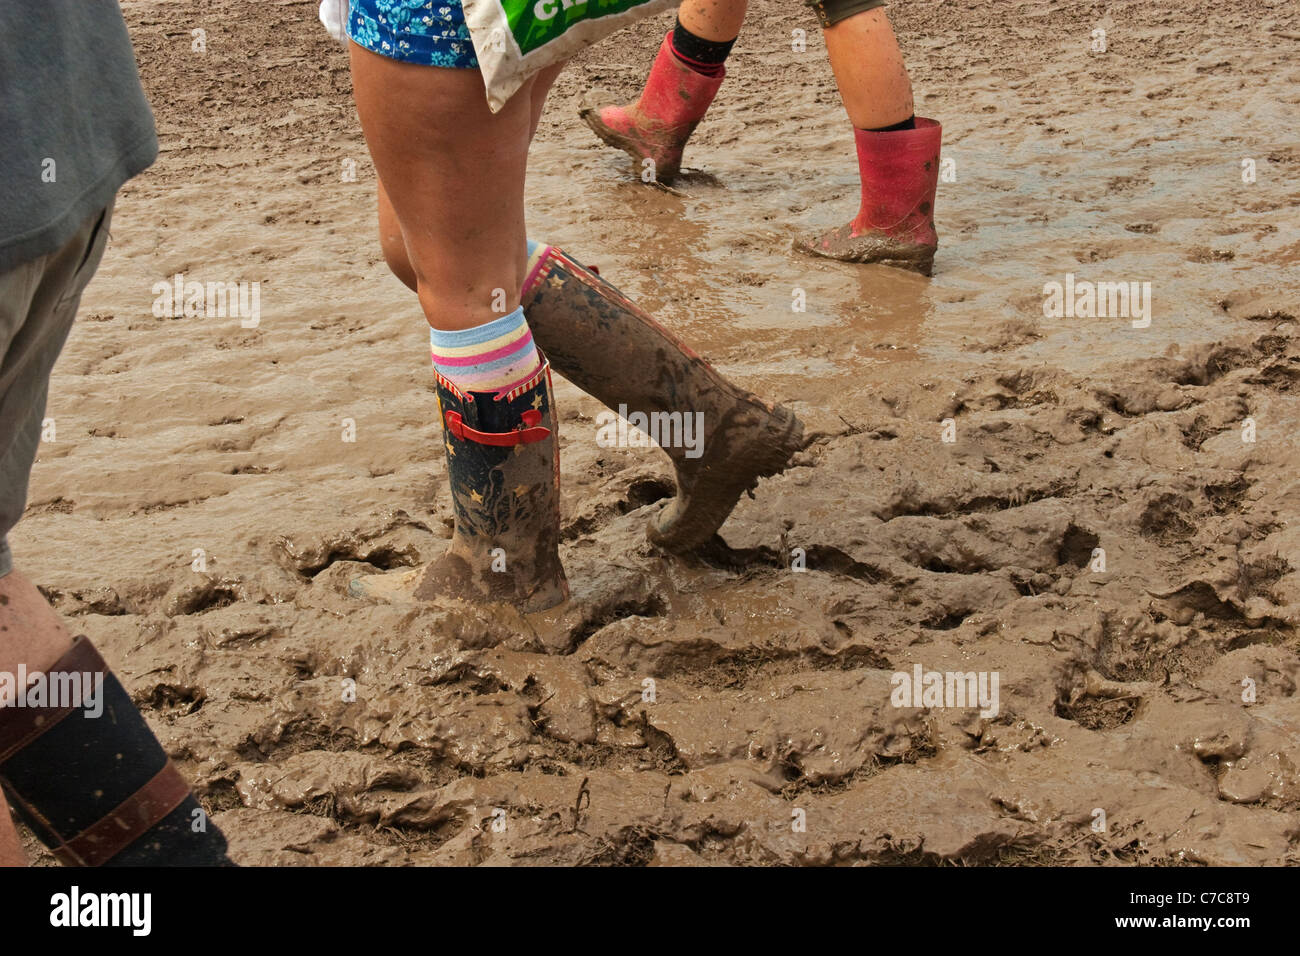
14, 0, 1300, 864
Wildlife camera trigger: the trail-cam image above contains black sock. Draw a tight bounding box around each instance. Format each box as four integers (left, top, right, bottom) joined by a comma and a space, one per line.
867, 115, 917, 133
669, 18, 735, 77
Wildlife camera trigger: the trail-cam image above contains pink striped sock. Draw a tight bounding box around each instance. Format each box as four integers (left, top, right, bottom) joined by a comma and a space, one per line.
429, 306, 541, 395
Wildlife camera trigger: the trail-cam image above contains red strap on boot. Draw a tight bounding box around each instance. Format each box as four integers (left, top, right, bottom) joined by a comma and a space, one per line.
0, 635, 104, 763
55, 761, 193, 866
445, 408, 550, 446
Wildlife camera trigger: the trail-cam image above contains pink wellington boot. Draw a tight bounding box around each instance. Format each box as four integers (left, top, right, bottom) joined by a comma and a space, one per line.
796, 118, 942, 275
579, 31, 725, 185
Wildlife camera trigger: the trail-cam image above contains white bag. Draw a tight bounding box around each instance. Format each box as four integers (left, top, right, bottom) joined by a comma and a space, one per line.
318, 0, 350, 45
463, 0, 675, 112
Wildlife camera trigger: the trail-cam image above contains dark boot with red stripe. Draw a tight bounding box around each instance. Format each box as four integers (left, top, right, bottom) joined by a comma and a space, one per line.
0, 636, 233, 866
520, 244, 805, 554
795, 118, 942, 275
580, 31, 724, 185
352, 361, 568, 613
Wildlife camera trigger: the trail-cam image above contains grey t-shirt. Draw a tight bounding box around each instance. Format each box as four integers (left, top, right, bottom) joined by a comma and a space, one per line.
0, 0, 158, 272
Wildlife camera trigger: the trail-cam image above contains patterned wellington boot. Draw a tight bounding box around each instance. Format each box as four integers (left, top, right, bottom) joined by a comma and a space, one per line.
0, 635, 234, 866
795, 118, 942, 275
579, 31, 725, 185
521, 244, 804, 553
352, 361, 568, 612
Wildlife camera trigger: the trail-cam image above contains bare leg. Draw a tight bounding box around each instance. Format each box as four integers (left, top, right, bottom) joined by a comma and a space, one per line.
377, 177, 417, 292
350, 44, 537, 331
357, 43, 804, 567
678, 0, 748, 42
795, 6, 939, 272
822, 7, 914, 130
0, 795, 25, 866
0, 569, 75, 678
0, 569, 69, 866
375, 60, 566, 294
348, 48, 569, 610
528, 62, 566, 140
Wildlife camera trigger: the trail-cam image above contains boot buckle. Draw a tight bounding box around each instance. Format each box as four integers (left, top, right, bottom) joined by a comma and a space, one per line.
444, 409, 551, 447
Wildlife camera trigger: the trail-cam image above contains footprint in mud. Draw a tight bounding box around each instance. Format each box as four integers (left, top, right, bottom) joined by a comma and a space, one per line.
1055, 677, 1144, 730
561, 473, 674, 541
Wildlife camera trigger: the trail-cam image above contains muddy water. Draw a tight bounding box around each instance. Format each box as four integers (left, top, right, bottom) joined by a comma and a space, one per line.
13, 0, 1300, 864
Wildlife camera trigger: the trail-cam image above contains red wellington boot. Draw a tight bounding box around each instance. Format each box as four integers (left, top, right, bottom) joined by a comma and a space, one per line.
795, 118, 942, 275
579, 31, 724, 185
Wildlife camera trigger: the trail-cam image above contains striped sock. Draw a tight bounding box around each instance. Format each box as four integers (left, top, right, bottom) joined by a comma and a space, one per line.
429, 306, 541, 395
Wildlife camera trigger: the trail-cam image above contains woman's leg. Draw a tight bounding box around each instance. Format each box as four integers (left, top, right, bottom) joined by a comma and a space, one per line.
0, 795, 24, 866
377, 177, 416, 292
349, 46, 567, 610
359, 48, 802, 565
796, 4, 942, 273
350, 45, 535, 331
376, 60, 564, 293
519, 43, 805, 554
822, 6, 913, 130
529, 62, 566, 140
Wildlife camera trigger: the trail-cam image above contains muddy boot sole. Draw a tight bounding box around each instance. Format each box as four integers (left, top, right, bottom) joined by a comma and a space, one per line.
793, 229, 936, 277
647, 400, 805, 553
579, 107, 682, 184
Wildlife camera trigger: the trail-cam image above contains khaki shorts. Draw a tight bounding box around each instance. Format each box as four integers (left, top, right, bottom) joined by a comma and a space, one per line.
0, 203, 113, 578
805, 0, 887, 29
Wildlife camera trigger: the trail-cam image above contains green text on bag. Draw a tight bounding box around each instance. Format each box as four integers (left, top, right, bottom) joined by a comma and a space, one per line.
501, 0, 651, 54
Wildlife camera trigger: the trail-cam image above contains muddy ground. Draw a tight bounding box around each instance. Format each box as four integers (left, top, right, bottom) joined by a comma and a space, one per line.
14, 0, 1300, 864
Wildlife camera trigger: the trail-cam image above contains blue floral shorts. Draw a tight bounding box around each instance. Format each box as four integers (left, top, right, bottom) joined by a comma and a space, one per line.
347, 0, 479, 68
